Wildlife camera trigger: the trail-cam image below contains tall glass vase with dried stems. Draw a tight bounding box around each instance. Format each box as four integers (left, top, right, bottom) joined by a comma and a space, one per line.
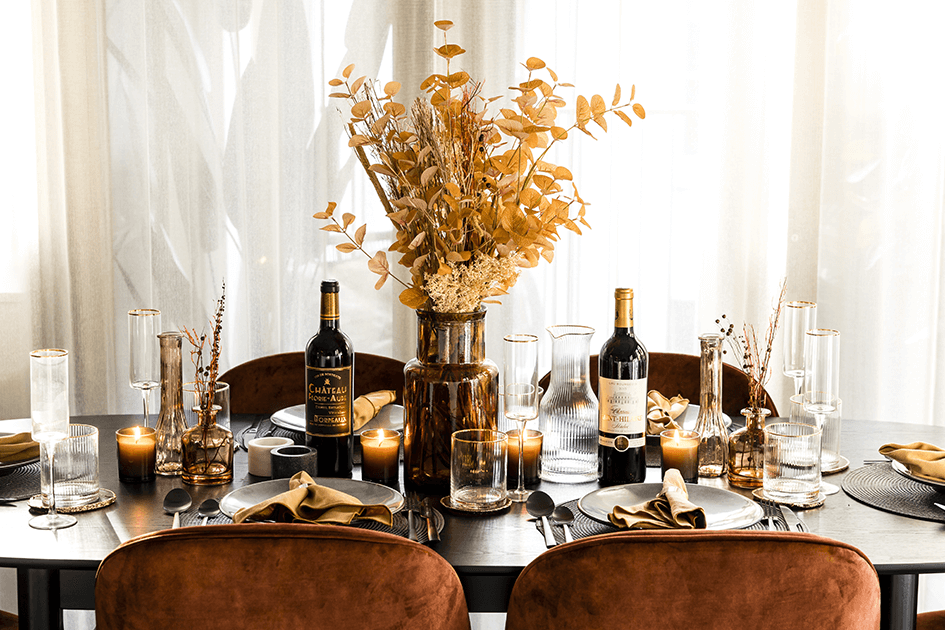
314, 20, 646, 492
181, 282, 233, 486
724, 282, 787, 489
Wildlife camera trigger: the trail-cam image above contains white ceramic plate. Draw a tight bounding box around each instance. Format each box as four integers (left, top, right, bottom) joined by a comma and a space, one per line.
219, 477, 404, 518
578, 483, 763, 529
270, 404, 405, 435
890, 459, 945, 491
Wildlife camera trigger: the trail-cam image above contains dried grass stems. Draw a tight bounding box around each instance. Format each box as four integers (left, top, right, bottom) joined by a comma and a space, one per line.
182, 280, 226, 416
315, 19, 645, 312
717, 280, 787, 410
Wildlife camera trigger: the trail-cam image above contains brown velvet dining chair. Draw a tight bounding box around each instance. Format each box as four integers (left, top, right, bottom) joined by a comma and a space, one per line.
539, 351, 779, 418
505, 529, 880, 630
95, 523, 470, 630
220, 351, 406, 416
918, 611, 945, 629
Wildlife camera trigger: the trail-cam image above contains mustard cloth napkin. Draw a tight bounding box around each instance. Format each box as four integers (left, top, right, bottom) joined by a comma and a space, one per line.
879, 442, 945, 482
352, 390, 396, 432
0, 432, 39, 464
233, 471, 393, 526
646, 390, 690, 436
608, 469, 707, 530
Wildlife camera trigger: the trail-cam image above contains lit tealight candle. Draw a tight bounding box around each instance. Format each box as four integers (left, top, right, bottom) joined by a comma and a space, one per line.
116, 426, 157, 483
660, 429, 700, 483
507, 428, 543, 487
360, 429, 401, 484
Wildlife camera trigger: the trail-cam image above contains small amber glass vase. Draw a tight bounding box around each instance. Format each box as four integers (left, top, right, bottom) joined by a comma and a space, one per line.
181, 406, 233, 486
727, 407, 770, 488
403, 309, 499, 492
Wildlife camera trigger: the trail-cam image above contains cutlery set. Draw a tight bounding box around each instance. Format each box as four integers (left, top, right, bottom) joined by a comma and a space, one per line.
405, 494, 439, 543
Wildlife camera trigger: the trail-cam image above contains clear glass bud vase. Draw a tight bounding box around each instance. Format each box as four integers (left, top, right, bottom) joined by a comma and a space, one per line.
181, 406, 233, 486
154, 332, 188, 476
694, 333, 728, 477
538, 325, 599, 483
728, 407, 770, 488
404, 309, 499, 492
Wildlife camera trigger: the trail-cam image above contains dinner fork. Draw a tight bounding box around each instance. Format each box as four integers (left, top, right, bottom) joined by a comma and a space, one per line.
405, 494, 421, 542
755, 496, 779, 531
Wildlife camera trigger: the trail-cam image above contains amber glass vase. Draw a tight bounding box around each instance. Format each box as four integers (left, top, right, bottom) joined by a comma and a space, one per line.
404, 309, 499, 492
727, 407, 770, 488
181, 407, 234, 485
154, 332, 188, 476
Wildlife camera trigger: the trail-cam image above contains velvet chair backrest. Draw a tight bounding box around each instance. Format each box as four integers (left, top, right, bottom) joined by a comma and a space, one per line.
219, 351, 406, 416
95, 523, 470, 630
539, 351, 779, 418
505, 529, 879, 630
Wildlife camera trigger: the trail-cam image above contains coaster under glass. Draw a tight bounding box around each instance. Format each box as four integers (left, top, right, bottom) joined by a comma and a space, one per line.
752, 487, 826, 509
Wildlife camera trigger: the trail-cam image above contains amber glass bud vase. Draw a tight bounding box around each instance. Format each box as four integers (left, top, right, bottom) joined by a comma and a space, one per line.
694, 333, 728, 477
181, 406, 233, 485
154, 332, 188, 476
727, 407, 770, 488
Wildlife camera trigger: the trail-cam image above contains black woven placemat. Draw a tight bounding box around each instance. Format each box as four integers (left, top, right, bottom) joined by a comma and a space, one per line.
842, 463, 945, 523
176, 506, 444, 543
0, 462, 41, 500
534, 496, 792, 544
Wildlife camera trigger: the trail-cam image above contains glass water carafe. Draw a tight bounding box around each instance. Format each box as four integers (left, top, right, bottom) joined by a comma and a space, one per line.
538, 325, 598, 483
694, 333, 728, 477
154, 332, 188, 476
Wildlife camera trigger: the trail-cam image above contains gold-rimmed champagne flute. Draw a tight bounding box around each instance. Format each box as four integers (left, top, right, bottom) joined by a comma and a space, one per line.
129, 309, 161, 428
504, 333, 539, 503
783, 301, 816, 396
29, 349, 77, 530
803, 328, 840, 495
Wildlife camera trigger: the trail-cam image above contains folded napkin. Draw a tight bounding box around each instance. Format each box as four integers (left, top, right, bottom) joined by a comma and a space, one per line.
608, 469, 707, 530
352, 390, 397, 432
879, 442, 945, 482
233, 471, 393, 526
0, 432, 39, 464
646, 390, 690, 436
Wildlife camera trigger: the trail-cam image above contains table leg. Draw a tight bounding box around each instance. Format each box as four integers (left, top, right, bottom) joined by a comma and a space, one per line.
16, 568, 61, 630
880, 573, 918, 630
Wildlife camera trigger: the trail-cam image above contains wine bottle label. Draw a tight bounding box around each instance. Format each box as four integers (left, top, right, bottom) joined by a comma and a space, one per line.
305, 365, 352, 437
598, 376, 646, 450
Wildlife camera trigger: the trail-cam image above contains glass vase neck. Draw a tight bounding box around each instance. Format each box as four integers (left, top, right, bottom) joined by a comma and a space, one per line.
699, 333, 723, 412
158, 332, 183, 407
415, 309, 486, 364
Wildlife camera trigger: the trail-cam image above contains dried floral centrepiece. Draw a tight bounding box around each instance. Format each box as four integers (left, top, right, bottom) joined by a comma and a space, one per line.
315, 20, 645, 313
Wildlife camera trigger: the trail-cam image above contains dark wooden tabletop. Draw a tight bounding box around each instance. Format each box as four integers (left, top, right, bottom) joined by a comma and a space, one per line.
2, 413, 944, 629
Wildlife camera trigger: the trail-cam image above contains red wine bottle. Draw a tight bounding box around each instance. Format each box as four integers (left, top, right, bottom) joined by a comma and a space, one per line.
305, 279, 354, 477
598, 288, 648, 485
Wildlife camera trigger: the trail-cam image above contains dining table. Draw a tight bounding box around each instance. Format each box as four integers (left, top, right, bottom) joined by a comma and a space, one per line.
1, 412, 944, 630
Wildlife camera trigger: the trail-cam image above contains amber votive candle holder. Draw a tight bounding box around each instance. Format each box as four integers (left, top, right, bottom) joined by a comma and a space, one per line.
360, 429, 401, 484
116, 426, 157, 483
660, 429, 700, 483
507, 428, 542, 487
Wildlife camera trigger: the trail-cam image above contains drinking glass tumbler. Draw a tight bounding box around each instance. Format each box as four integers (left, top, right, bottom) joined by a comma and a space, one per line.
763, 422, 822, 503
450, 429, 508, 511
41, 423, 99, 508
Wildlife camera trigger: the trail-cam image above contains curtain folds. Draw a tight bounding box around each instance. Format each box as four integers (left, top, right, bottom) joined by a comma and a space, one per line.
10, 0, 945, 429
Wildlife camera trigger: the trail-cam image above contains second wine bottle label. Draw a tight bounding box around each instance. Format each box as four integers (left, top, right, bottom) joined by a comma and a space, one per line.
305, 365, 352, 437
598, 376, 647, 450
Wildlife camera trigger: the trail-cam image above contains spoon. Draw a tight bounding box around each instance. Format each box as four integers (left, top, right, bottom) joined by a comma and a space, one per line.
525, 491, 556, 548
163, 488, 192, 529
552, 505, 575, 543
197, 498, 220, 526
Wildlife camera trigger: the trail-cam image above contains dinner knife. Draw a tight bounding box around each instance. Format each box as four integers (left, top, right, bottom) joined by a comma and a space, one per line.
779, 505, 804, 532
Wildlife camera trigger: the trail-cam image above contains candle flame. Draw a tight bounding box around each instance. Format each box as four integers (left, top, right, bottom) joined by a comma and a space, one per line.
132, 426, 141, 442
672, 429, 680, 445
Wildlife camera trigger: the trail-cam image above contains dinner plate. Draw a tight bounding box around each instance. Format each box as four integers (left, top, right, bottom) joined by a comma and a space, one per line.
890, 459, 945, 491
270, 404, 405, 434
0, 431, 40, 473
578, 483, 763, 529
219, 477, 405, 518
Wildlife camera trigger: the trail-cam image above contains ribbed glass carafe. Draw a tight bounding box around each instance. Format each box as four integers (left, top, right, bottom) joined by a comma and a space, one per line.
538, 325, 599, 483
